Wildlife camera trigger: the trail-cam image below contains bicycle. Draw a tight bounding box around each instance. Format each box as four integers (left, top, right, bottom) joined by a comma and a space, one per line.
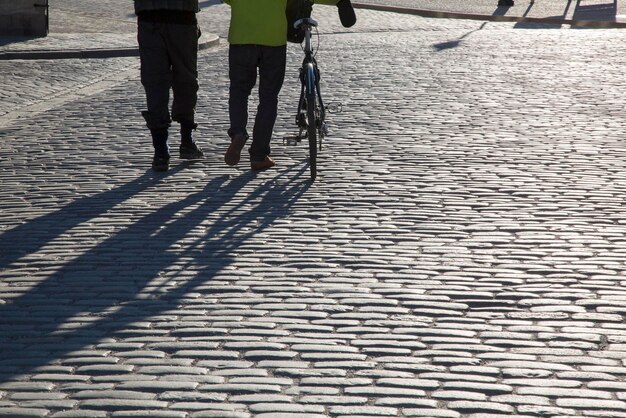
284, 17, 341, 181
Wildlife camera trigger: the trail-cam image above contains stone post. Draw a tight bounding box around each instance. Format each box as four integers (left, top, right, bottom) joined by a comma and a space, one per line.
0, 0, 48, 37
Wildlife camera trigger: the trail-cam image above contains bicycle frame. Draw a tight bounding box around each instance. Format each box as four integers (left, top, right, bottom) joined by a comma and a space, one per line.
284, 17, 337, 180
296, 20, 326, 145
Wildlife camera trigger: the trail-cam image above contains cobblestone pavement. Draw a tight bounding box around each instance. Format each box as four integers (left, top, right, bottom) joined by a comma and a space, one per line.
0, 0, 225, 121
3, 3, 626, 418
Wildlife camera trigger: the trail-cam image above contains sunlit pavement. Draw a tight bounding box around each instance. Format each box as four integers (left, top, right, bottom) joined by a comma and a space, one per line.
2, 2, 626, 418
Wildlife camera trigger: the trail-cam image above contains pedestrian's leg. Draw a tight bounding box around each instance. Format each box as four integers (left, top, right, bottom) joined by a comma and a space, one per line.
138, 21, 172, 170
168, 22, 203, 159
249, 45, 287, 166
169, 23, 199, 140
225, 45, 258, 166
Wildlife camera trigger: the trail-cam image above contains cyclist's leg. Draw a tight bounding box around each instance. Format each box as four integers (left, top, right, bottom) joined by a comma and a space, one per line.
228, 45, 258, 141
249, 45, 287, 163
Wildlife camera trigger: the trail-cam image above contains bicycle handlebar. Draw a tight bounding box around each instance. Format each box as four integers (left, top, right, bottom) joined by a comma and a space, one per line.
294, 17, 318, 29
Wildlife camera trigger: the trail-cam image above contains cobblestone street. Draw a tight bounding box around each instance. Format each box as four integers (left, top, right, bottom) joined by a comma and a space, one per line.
2, 2, 626, 417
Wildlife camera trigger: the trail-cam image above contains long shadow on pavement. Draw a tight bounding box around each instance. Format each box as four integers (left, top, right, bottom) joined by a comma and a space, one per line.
493, 0, 565, 29
0, 167, 184, 271
572, 0, 617, 21
508, 0, 617, 28
0, 164, 310, 383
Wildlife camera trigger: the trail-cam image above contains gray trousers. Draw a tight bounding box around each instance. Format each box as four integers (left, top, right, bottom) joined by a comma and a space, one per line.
138, 20, 200, 130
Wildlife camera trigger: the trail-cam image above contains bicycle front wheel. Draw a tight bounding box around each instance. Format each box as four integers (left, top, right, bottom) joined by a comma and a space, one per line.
306, 89, 317, 180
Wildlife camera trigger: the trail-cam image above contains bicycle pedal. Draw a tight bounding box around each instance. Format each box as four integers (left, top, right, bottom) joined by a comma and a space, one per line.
283, 136, 301, 146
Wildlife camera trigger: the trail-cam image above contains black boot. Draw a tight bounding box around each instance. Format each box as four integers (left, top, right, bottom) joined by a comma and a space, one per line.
151, 128, 170, 172
179, 121, 204, 160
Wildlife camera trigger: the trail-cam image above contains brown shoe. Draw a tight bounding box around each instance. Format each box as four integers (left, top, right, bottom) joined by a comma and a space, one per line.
224, 136, 246, 166
250, 156, 276, 171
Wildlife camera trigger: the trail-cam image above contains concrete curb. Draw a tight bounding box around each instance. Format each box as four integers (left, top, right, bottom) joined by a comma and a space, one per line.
0, 33, 220, 61
351, 2, 626, 29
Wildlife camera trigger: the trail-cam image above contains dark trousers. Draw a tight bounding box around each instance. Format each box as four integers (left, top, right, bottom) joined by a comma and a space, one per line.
228, 44, 287, 162
138, 20, 199, 130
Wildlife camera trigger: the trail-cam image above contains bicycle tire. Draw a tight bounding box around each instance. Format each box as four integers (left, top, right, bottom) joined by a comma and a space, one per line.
306, 87, 317, 180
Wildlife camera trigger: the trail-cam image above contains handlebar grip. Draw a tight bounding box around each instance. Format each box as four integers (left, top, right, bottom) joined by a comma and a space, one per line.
337, 0, 356, 28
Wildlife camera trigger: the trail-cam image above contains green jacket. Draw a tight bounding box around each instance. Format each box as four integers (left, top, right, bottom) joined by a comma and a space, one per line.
134, 0, 199, 13
224, 0, 338, 47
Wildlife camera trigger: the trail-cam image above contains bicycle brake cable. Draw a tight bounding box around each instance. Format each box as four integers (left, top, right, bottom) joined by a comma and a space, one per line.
314, 26, 320, 58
